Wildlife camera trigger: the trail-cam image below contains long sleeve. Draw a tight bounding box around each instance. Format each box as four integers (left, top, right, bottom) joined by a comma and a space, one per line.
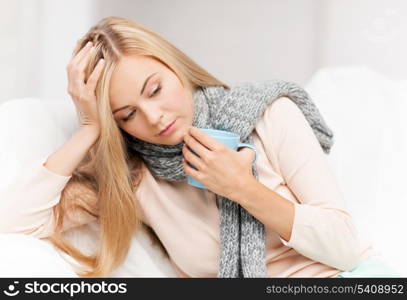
0, 156, 97, 239
258, 97, 368, 271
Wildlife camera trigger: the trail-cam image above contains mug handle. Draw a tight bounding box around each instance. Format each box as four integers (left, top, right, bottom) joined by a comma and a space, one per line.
237, 143, 258, 164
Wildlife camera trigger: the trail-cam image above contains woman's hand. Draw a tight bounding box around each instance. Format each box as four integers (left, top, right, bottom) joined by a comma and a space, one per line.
182, 127, 257, 201
66, 41, 105, 132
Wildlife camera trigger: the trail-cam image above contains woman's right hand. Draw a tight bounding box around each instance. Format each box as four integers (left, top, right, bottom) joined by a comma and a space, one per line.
66, 41, 105, 132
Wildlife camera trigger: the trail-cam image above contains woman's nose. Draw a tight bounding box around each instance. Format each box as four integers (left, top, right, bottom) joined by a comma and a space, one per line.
140, 104, 163, 125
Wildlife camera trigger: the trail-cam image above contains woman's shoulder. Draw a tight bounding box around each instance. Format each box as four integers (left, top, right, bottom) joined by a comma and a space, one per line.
264, 96, 302, 120
257, 95, 314, 135
254, 95, 320, 161
255, 96, 299, 140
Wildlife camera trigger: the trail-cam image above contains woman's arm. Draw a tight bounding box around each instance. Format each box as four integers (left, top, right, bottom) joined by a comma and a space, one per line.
231, 177, 294, 242
231, 97, 366, 272
0, 127, 100, 238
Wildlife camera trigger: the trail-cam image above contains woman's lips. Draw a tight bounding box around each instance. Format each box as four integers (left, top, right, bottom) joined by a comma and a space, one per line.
159, 119, 177, 136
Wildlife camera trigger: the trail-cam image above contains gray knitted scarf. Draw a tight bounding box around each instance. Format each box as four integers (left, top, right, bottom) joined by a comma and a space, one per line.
125, 79, 334, 278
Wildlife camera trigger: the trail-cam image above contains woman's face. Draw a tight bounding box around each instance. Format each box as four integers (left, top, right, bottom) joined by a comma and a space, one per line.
109, 55, 194, 145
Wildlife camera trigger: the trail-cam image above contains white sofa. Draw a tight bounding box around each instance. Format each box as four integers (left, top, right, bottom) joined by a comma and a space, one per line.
0, 66, 406, 277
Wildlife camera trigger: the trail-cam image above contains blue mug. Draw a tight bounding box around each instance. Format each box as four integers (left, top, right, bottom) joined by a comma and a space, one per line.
186, 128, 258, 189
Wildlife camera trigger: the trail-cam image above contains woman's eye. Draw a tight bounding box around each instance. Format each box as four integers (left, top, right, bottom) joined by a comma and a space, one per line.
150, 85, 161, 97
122, 110, 135, 122
122, 85, 161, 123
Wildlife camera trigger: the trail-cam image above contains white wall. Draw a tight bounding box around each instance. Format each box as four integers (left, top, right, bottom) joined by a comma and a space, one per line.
318, 0, 407, 81
1, 0, 406, 103
96, 0, 320, 86
38, 0, 99, 100
0, 0, 42, 102
0, 0, 99, 103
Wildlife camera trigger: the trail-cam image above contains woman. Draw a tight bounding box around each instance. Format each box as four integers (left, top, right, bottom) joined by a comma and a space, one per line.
6, 16, 399, 278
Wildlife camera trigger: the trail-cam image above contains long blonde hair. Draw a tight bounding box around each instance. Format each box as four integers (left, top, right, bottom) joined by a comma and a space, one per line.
44, 16, 230, 277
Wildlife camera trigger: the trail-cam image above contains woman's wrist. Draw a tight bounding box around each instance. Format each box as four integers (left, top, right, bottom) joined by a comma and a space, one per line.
228, 175, 258, 206
80, 125, 100, 138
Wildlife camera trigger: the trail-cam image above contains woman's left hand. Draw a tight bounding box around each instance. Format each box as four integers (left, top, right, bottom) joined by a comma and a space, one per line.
182, 127, 256, 201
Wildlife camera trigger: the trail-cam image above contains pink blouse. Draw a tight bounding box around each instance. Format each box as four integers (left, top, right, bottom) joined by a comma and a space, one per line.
0, 96, 375, 277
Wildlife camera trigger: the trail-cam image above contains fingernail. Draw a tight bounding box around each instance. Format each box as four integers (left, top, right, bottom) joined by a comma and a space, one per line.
86, 41, 93, 47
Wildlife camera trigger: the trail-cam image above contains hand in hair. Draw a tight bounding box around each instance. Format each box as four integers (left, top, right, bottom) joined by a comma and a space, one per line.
66, 41, 105, 131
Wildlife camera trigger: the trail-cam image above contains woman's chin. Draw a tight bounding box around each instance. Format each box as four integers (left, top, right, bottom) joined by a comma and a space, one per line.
156, 134, 184, 146
169, 135, 184, 146
157, 122, 189, 145
168, 125, 189, 145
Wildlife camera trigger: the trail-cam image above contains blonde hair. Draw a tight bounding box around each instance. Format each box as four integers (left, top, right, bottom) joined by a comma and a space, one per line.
44, 16, 230, 277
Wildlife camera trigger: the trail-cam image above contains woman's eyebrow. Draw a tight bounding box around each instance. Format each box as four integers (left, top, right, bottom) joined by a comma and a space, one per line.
113, 72, 158, 115
140, 72, 157, 96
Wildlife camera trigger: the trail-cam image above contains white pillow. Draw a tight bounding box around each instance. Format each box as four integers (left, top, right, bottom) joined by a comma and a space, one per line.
305, 66, 407, 275
0, 98, 70, 189
305, 67, 389, 231
0, 233, 78, 277
59, 220, 178, 277
372, 79, 407, 274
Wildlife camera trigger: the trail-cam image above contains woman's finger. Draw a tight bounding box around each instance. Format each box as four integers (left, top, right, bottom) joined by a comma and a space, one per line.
86, 59, 105, 89
69, 41, 93, 66
183, 133, 211, 160
76, 47, 95, 82
71, 48, 98, 86
182, 144, 204, 171
76, 45, 96, 75
67, 42, 93, 85
182, 157, 200, 179
188, 127, 222, 151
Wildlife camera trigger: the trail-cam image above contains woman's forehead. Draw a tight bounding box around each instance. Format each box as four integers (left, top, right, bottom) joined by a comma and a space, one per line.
114, 55, 161, 80
109, 55, 163, 107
